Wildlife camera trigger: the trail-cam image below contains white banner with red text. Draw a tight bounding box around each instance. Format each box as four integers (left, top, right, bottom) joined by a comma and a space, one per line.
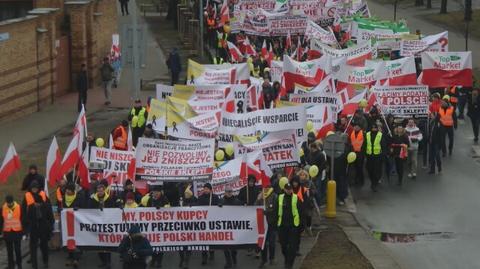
372, 85, 429, 116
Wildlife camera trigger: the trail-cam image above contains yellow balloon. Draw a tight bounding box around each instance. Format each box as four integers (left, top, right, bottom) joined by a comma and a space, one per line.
279, 177, 289, 190
223, 24, 231, 33
225, 144, 234, 156
347, 152, 357, 164
215, 150, 225, 161
309, 165, 319, 178
299, 148, 304, 157
306, 120, 314, 132
96, 138, 105, 148
132, 116, 139, 127
359, 99, 368, 108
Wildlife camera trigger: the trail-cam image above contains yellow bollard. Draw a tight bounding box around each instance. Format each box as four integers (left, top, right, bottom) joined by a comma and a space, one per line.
325, 180, 336, 218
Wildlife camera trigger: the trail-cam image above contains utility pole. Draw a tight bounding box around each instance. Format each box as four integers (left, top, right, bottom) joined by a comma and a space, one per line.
465, 0, 472, 50
199, 0, 205, 59
132, 0, 140, 100
393, 0, 398, 21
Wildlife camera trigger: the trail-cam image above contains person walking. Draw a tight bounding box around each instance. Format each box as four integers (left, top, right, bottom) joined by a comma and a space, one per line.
22, 181, 54, 269
61, 183, 84, 268
119, 0, 129, 16
277, 183, 301, 269
467, 88, 480, 143
438, 97, 457, 156
428, 115, 443, 174
349, 123, 365, 187
119, 225, 153, 269
77, 63, 88, 112
220, 186, 241, 268
1, 195, 23, 269
405, 119, 423, 179
389, 125, 410, 186
89, 183, 116, 268
100, 57, 114, 105
166, 48, 181, 86
256, 184, 278, 268
197, 183, 219, 266
128, 99, 148, 147
365, 124, 385, 192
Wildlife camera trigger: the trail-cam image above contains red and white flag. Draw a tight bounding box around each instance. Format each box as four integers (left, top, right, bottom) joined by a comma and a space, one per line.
0, 143, 21, 184
285, 31, 292, 50
339, 89, 367, 116
60, 133, 81, 176
243, 36, 257, 57
46, 137, 62, 188
127, 126, 134, 151
77, 146, 90, 190
421, 51, 473, 87
227, 41, 243, 62
261, 40, 268, 60
296, 37, 303, 61
219, 0, 229, 26
282, 55, 329, 96
109, 133, 114, 149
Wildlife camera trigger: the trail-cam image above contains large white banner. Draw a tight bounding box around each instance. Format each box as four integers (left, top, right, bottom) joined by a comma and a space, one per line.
61, 207, 266, 251
135, 138, 215, 181
195, 157, 245, 197
304, 20, 337, 45
89, 147, 135, 186
372, 85, 429, 116
219, 105, 307, 136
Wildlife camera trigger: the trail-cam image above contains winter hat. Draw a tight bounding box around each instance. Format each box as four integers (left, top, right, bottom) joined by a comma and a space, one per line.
128, 225, 141, 235
29, 164, 38, 170
5, 195, 13, 204
66, 183, 76, 192
203, 183, 213, 190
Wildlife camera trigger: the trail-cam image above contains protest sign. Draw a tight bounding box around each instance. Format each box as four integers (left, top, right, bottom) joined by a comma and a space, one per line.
336, 60, 387, 85
304, 20, 337, 45
421, 51, 472, 87
270, 60, 283, 83
89, 147, 135, 186
267, 13, 308, 36
166, 106, 220, 140
310, 39, 372, 66
366, 56, 417, 86
194, 157, 245, 197
61, 206, 266, 251
188, 99, 224, 114
219, 105, 306, 136
135, 138, 215, 181
283, 55, 329, 94
146, 98, 166, 134
234, 130, 300, 169
156, 84, 174, 101
187, 60, 250, 85
400, 31, 448, 57
372, 85, 429, 116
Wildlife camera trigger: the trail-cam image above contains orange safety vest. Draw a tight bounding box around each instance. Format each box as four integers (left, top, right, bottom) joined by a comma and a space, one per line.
113, 126, 128, 150
448, 87, 458, 104
439, 107, 454, 127
350, 131, 364, 153
2, 203, 22, 232
295, 187, 309, 202
207, 18, 215, 28
25, 191, 47, 206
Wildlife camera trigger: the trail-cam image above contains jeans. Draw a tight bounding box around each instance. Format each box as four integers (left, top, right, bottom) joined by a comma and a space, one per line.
440, 126, 454, 155
223, 249, 237, 266
407, 148, 418, 175
261, 229, 276, 263
102, 80, 112, 103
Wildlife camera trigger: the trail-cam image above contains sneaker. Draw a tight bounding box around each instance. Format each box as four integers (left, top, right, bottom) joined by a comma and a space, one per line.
407, 173, 412, 178
338, 200, 345, 206
412, 173, 417, 178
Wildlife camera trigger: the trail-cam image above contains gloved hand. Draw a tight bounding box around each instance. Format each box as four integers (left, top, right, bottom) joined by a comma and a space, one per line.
22, 235, 28, 241
218, 204, 223, 208
73, 207, 79, 211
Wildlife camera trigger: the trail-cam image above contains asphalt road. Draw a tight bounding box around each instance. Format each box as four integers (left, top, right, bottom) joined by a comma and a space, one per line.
353, 117, 480, 269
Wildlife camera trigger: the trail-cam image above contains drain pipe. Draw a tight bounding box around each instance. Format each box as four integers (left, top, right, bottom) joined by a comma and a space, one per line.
36, 27, 48, 111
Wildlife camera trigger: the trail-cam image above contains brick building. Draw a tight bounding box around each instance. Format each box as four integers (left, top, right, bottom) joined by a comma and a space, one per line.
0, 0, 118, 121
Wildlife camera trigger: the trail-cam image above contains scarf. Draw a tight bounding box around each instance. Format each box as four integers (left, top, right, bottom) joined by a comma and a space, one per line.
65, 193, 77, 207
93, 192, 110, 203
263, 188, 273, 199
124, 202, 138, 208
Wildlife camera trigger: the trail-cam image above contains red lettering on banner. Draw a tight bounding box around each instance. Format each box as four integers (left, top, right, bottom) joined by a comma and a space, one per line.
198, 232, 234, 241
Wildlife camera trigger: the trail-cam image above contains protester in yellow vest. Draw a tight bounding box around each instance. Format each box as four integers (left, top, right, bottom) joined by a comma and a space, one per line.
277, 183, 301, 269
365, 124, 385, 192
128, 99, 148, 147
1, 195, 23, 269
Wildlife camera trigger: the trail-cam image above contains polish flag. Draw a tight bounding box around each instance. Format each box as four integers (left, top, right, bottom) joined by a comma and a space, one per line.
339, 89, 367, 116
109, 133, 114, 149
297, 37, 303, 61
223, 87, 236, 113
77, 146, 90, 190
46, 137, 62, 187
60, 133, 80, 176
219, 0, 229, 26
316, 106, 336, 139
244, 36, 257, 57
282, 55, 329, 96
259, 154, 273, 188
227, 41, 243, 62
0, 143, 21, 184
127, 125, 134, 151
285, 31, 292, 50
261, 40, 268, 60
421, 51, 473, 87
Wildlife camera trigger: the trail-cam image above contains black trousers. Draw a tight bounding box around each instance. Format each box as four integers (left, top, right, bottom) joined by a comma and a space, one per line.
394, 157, 405, 183
470, 116, 480, 140
261, 229, 276, 263
98, 252, 111, 266
132, 127, 145, 146
440, 126, 454, 155
223, 249, 237, 266
179, 250, 191, 267
123, 261, 146, 269
353, 153, 365, 186
6, 237, 22, 268
78, 91, 87, 112
366, 155, 383, 188
429, 143, 442, 172
171, 72, 179, 86
120, 2, 129, 15
151, 252, 163, 266
30, 232, 49, 269
278, 226, 299, 267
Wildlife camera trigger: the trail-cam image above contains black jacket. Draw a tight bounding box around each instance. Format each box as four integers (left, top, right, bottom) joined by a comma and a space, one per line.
21, 192, 54, 236
143, 194, 170, 208
21, 173, 45, 191
197, 193, 219, 206
278, 193, 302, 228
166, 51, 181, 74
221, 195, 242, 206
429, 117, 443, 146
77, 70, 88, 92
238, 185, 260, 206
119, 234, 153, 266
389, 134, 410, 158
467, 93, 480, 119
62, 192, 86, 209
